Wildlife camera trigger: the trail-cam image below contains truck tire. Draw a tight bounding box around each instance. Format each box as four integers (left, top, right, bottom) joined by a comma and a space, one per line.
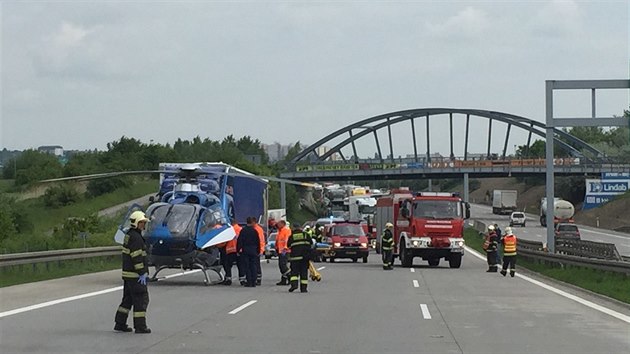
400, 243, 413, 267
540, 216, 547, 227
428, 258, 440, 267
352, 258, 358, 263
363, 255, 368, 263
330, 257, 335, 263
449, 254, 462, 268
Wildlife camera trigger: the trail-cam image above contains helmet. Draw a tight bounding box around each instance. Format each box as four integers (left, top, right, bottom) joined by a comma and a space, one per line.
304, 225, 311, 230
385, 222, 394, 228
504, 227, 513, 235
286, 221, 291, 227
129, 211, 149, 228
318, 226, 324, 231
488, 225, 495, 231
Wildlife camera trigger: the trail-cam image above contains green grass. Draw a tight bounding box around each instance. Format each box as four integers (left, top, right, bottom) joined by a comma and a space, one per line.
0, 179, 13, 192
0, 256, 120, 287
464, 228, 630, 304
18, 179, 156, 235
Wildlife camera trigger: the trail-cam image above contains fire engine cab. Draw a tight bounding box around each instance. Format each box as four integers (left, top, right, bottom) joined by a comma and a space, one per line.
376, 189, 470, 268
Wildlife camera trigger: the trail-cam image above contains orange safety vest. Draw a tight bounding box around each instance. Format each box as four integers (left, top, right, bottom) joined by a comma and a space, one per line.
276, 226, 291, 254
503, 234, 517, 256
254, 224, 265, 255
226, 224, 242, 254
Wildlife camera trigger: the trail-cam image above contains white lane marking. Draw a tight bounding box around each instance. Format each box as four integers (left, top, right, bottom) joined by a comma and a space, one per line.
316, 266, 326, 271
420, 304, 432, 319
410, 268, 415, 273
0, 269, 201, 319
228, 300, 257, 315
464, 246, 630, 324
412, 280, 420, 288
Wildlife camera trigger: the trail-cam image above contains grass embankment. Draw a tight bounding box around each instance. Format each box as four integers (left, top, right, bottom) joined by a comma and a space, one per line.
0, 256, 120, 288
464, 228, 630, 304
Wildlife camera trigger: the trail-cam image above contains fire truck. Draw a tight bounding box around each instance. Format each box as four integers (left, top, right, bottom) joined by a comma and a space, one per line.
375, 189, 470, 268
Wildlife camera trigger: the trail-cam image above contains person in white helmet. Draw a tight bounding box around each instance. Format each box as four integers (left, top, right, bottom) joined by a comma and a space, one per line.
483, 225, 499, 272
500, 227, 518, 277
381, 222, 395, 270
114, 211, 151, 334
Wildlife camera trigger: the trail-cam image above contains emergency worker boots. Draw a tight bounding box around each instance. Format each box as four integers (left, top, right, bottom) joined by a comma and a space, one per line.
486, 265, 498, 272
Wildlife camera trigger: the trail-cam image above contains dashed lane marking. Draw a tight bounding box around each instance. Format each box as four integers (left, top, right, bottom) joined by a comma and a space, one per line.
228, 300, 258, 315
413, 280, 420, 288
410, 268, 415, 273
316, 266, 326, 271
420, 304, 432, 319
464, 245, 630, 324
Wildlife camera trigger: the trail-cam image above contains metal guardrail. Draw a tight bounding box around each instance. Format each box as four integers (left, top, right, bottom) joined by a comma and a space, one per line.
470, 220, 630, 275
0, 246, 120, 267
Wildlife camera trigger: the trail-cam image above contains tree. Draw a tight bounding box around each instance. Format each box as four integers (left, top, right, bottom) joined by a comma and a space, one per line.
7, 150, 63, 186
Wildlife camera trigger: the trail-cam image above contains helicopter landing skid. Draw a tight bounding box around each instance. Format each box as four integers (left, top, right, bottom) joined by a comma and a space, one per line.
192, 263, 224, 286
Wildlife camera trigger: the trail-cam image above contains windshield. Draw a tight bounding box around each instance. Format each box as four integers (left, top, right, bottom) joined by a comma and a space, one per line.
413, 200, 461, 219
147, 204, 198, 237
358, 205, 375, 214
512, 213, 525, 218
558, 225, 578, 232
331, 225, 365, 237
267, 233, 277, 242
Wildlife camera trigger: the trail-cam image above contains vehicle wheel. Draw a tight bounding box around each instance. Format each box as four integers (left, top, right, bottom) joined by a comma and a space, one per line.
322, 257, 327, 263
400, 243, 413, 267
330, 257, 335, 263
540, 216, 547, 227
449, 254, 462, 268
428, 258, 440, 267
523, 222, 526, 227
509, 223, 513, 227
363, 256, 368, 263
375, 244, 381, 254
352, 258, 358, 263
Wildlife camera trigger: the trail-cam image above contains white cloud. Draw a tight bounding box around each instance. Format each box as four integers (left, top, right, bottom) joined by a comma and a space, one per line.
52, 22, 91, 48
426, 6, 489, 38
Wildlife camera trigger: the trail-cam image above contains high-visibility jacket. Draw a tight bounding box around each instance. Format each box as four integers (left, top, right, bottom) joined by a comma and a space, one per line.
381, 229, 394, 251
121, 228, 148, 279
226, 224, 242, 254
483, 232, 499, 252
254, 224, 265, 255
288, 232, 312, 261
503, 234, 517, 256
276, 226, 291, 254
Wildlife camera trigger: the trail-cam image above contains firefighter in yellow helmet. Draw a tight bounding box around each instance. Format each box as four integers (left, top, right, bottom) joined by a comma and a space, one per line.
114, 211, 151, 334
500, 227, 517, 277
381, 222, 395, 270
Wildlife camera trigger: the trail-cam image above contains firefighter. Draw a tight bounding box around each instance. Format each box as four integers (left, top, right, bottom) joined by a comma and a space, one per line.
381, 222, 395, 270
237, 217, 261, 287
254, 220, 265, 286
275, 220, 291, 285
288, 227, 313, 293
220, 218, 241, 285
500, 227, 517, 277
114, 211, 151, 334
483, 225, 499, 272
494, 223, 503, 265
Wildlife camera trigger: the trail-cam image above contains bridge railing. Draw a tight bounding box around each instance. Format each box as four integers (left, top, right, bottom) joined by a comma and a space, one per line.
0, 246, 120, 267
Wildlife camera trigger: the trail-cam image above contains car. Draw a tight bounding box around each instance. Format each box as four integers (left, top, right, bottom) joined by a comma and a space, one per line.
264, 232, 277, 259
554, 223, 580, 240
509, 212, 526, 227
323, 222, 370, 263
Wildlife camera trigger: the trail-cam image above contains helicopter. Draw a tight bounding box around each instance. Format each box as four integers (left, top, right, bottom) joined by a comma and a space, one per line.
43, 162, 314, 286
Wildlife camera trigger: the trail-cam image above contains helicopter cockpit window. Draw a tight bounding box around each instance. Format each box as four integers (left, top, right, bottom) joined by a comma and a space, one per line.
199, 205, 229, 234
146, 204, 198, 238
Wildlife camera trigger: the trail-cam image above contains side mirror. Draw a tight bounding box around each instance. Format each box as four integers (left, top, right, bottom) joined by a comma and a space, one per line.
465, 202, 471, 219
149, 196, 155, 203
401, 207, 410, 219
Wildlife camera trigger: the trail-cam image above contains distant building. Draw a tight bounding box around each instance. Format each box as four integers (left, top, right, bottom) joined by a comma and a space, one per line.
263, 142, 293, 162
38, 145, 64, 157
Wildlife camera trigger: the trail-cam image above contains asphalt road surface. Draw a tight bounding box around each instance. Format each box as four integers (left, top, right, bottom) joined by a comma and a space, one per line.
470, 203, 630, 257
1, 251, 629, 354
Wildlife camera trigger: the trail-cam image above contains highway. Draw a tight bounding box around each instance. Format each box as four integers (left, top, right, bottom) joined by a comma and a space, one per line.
470, 204, 630, 257
1, 251, 629, 353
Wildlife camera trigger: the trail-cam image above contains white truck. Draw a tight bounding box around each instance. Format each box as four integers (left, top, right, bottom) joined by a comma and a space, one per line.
540, 198, 575, 227
492, 190, 518, 215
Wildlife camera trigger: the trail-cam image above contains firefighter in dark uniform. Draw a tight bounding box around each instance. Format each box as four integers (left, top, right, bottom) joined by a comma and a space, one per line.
483, 224, 499, 272
381, 223, 395, 270
287, 227, 313, 293
114, 211, 151, 334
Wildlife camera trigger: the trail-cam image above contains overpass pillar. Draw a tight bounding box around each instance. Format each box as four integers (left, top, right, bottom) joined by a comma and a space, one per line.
463, 173, 469, 203
280, 181, 286, 210
428, 179, 432, 192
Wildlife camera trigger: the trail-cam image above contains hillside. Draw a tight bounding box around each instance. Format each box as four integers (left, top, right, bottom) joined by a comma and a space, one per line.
448, 177, 630, 233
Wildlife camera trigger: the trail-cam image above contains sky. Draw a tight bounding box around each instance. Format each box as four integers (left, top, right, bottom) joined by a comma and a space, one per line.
1, 0, 629, 159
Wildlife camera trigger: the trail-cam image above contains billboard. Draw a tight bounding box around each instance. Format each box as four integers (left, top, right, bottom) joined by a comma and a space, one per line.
583, 178, 630, 210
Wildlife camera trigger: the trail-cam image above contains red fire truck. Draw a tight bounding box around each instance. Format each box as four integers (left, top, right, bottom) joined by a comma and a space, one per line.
375, 189, 470, 268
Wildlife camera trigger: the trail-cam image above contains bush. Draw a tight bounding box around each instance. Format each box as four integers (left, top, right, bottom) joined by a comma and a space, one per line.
44, 184, 81, 208
86, 177, 130, 198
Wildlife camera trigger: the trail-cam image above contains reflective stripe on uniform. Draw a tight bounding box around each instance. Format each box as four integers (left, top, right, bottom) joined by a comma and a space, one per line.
288, 256, 303, 261
121, 248, 130, 254
300, 280, 308, 284
133, 312, 146, 318
290, 276, 298, 281
122, 271, 140, 278
382, 247, 392, 251
130, 249, 144, 258
291, 241, 311, 247
117, 306, 130, 314
134, 263, 144, 270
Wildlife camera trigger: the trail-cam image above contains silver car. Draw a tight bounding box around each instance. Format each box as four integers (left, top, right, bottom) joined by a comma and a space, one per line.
509, 212, 526, 227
